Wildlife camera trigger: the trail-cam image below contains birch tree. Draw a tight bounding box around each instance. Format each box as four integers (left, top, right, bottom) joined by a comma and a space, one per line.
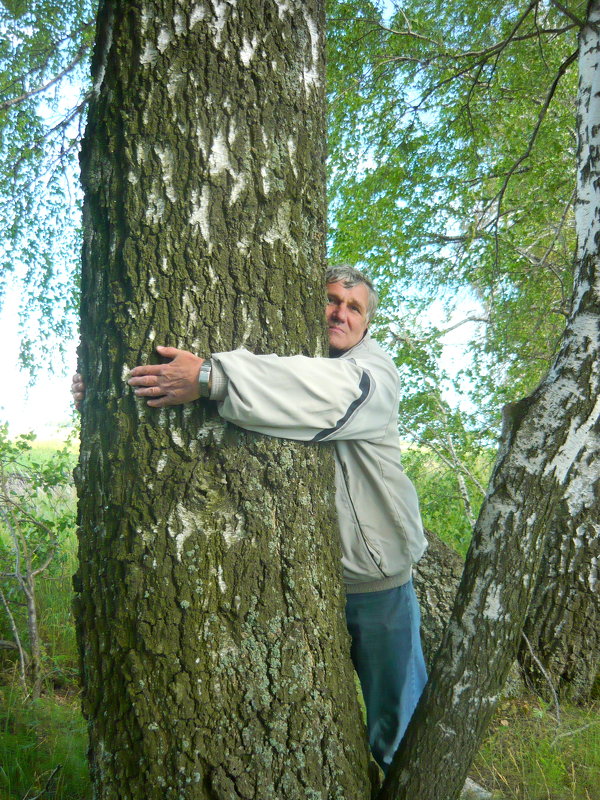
74, 2, 371, 798
328, 0, 599, 703
380, 4, 600, 797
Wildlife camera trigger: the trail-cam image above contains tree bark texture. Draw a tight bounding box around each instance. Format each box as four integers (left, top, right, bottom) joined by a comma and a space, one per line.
412, 528, 463, 669
518, 507, 599, 703
517, 2, 600, 701
379, 6, 600, 799
75, 2, 371, 799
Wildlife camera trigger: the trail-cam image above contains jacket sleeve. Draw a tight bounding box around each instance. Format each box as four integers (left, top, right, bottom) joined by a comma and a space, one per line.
210, 347, 398, 442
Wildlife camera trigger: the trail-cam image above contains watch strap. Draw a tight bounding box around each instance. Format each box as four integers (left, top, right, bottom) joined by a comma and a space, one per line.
198, 359, 212, 398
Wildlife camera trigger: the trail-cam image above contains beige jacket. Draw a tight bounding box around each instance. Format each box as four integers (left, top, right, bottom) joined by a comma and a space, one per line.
210, 335, 427, 592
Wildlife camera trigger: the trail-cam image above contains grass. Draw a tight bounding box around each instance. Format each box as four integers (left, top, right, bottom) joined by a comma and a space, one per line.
16, 433, 79, 465
473, 697, 600, 800
35, 531, 80, 690
0, 684, 90, 800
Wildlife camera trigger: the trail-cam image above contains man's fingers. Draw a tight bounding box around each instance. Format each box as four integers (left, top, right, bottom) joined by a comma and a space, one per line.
156, 345, 183, 359
128, 364, 165, 378
133, 385, 166, 397
129, 374, 159, 387
146, 398, 168, 408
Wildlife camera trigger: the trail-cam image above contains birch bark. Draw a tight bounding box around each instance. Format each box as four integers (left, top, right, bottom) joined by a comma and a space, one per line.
75, 2, 371, 798
518, 0, 600, 703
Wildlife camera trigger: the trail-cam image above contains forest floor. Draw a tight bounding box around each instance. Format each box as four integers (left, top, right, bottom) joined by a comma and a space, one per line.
0, 440, 598, 799
0, 675, 598, 800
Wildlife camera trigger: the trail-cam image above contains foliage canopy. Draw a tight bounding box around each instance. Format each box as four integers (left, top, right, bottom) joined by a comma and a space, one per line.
0, 0, 95, 370
328, 0, 579, 415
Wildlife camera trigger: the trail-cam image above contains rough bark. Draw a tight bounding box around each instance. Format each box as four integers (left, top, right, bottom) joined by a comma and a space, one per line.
379, 6, 600, 799
518, 500, 600, 702
517, 2, 600, 703
75, 2, 371, 798
412, 528, 463, 669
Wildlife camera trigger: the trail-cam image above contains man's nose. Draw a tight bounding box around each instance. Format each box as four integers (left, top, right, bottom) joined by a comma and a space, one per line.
333, 303, 348, 321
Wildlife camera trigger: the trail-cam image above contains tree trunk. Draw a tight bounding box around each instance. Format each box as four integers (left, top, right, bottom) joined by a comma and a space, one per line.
518, 507, 600, 703
23, 572, 43, 699
412, 528, 463, 669
74, 2, 371, 798
379, 6, 600, 799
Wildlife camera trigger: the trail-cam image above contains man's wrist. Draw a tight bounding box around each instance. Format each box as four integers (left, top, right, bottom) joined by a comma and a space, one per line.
198, 359, 212, 398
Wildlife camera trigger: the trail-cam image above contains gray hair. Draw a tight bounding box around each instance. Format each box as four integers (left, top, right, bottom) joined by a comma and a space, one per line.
325, 264, 379, 323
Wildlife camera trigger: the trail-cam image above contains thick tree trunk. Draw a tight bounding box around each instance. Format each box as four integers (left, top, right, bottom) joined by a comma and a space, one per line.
74, 2, 371, 798
514, 2, 600, 707
379, 6, 600, 799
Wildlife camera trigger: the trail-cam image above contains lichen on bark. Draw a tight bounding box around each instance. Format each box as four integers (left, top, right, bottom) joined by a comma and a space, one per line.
75, 2, 371, 798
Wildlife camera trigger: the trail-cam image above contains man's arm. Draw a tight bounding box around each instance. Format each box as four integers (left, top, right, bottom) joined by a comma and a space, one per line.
73, 343, 398, 443
71, 346, 206, 410
211, 346, 398, 443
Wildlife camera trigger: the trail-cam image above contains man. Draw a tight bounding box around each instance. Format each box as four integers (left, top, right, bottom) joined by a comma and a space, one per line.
72, 264, 428, 773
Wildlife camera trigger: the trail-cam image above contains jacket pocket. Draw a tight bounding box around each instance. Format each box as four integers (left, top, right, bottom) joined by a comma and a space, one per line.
337, 461, 386, 577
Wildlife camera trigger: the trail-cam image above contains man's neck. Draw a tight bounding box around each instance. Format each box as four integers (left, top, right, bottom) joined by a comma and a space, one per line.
328, 331, 368, 358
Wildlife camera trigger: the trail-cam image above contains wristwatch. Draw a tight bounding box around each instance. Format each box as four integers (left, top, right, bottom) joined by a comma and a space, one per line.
198, 359, 212, 398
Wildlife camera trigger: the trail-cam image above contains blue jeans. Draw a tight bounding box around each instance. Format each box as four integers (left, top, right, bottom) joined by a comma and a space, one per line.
345, 581, 427, 773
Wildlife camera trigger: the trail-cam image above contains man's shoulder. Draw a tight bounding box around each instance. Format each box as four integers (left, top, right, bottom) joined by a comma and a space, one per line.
343, 334, 395, 367
342, 335, 399, 396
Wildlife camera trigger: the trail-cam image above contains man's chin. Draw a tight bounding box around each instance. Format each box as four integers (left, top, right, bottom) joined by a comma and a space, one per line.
328, 336, 347, 357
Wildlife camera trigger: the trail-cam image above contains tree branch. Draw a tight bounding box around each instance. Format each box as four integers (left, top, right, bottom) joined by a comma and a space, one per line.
550, 0, 586, 28
0, 19, 94, 97
23, 765, 63, 800
490, 49, 578, 259
536, 187, 576, 276
0, 584, 28, 691
521, 631, 561, 723
399, 422, 487, 498
392, 314, 489, 346
0, 44, 88, 112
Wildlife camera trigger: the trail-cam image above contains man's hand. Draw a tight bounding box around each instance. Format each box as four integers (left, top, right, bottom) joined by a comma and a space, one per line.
71, 373, 85, 410
128, 345, 204, 408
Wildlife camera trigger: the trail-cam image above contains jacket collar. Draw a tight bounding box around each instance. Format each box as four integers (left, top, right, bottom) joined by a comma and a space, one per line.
338, 331, 371, 359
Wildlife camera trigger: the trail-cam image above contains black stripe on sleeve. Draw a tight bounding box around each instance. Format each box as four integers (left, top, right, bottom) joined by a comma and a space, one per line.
311, 370, 372, 442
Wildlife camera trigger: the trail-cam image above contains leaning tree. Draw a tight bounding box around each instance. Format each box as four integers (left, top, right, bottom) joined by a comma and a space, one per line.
380, 4, 600, 798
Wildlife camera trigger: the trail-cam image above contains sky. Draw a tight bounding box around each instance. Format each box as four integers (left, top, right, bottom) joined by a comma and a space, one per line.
1, 282, 77, 439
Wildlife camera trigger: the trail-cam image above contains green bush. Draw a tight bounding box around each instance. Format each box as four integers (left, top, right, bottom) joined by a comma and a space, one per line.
402, 446, 494, 556
0, 426, 78, 694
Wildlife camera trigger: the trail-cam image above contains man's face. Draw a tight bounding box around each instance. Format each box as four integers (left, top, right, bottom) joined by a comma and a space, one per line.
326, 281, 370, 354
